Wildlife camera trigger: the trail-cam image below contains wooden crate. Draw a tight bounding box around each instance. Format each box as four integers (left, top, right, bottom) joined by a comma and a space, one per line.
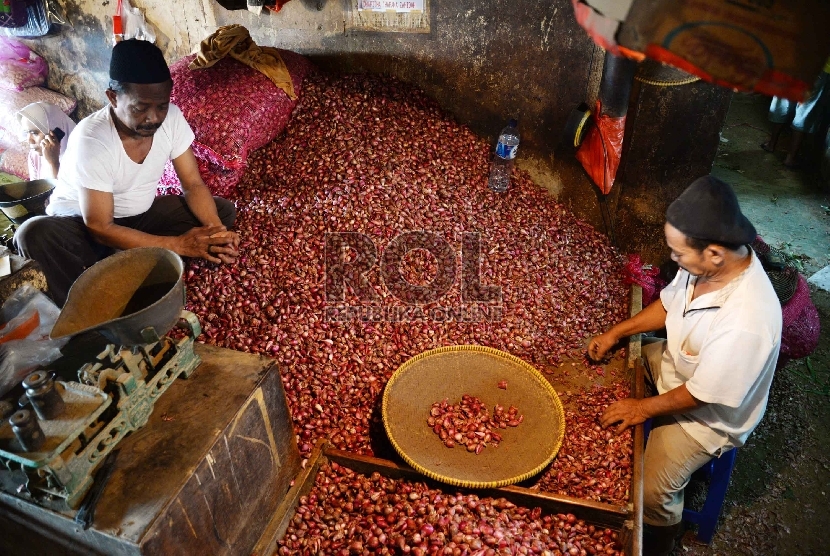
0, 343, 302, 556
254, 439, 641, 555
255, 287, 647, 556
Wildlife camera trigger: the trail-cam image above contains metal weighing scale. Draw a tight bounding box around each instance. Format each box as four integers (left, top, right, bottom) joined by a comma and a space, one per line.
0, 248, 201, 511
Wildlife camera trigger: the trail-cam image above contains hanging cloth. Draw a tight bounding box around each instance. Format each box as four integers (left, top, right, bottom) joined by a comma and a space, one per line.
189, 24, 296, 100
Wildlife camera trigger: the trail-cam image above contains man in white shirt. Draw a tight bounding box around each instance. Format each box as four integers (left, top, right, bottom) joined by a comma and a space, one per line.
588, 176, 782, 555
14, 39, 239, 306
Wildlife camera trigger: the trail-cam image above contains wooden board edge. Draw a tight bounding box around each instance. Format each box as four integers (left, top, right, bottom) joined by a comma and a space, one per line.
252, 440, 330, 556
496, 485, 628, 528
325, 447, 629, 528
628, 284, 645, 556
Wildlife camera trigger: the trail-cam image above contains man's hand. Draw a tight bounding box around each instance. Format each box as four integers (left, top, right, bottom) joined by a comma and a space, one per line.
600, 399, 648, 434
209, 230, 241, 264
587, 331, 620, 361
174, 225, 239, 263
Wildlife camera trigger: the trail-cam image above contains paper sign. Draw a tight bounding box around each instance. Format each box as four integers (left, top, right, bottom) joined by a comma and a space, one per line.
359, 0, 424, 12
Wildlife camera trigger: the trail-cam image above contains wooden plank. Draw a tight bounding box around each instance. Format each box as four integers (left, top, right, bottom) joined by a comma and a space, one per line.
326, 447, 628, 527
628, 284, 645, 556
630, 362, 646, 556
252, 440, 329, 556
256, 443, 631, 553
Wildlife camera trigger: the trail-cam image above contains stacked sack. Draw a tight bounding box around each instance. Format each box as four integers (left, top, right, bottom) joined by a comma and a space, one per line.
0, 37, 76, 181
157, 48, 314, 199
751, 236, 821, 368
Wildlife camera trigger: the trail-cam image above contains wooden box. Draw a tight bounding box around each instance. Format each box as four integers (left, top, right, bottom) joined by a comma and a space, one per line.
255, 439, 642, 556
256, 288, 646, 556
0, 343, 302, 556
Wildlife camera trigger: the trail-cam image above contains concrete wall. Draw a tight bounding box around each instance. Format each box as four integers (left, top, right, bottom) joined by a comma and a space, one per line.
41, 1, 602, 157
25, 0, 729, 260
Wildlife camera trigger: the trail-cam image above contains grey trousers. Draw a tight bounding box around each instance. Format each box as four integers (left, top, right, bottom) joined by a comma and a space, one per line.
641, 339, 714, 526
13, 195, 236, 308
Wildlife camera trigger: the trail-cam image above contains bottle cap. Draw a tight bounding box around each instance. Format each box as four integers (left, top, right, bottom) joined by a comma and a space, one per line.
509, 118, 518, 128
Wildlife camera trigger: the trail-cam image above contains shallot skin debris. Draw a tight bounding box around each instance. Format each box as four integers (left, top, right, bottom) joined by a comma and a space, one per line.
277, 461, 624, 555
531, 384, 633, 506
181, 72, 631, 503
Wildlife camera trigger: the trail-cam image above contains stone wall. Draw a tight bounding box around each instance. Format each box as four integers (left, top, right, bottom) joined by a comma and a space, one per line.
21, 0, 730, 258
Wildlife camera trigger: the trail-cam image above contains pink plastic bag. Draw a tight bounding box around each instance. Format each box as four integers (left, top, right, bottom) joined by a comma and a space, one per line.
0, 37, 48, 91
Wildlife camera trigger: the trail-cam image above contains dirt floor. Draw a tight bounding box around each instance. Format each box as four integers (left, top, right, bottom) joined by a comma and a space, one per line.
670, 93, 830, 555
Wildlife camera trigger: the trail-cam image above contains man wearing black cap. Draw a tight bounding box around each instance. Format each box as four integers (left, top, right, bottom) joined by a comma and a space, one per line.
587, 176, 782, 555
14, 39, 239, 307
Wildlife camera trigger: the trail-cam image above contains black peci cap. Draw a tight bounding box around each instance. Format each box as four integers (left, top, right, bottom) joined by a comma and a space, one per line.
666, 175, 756, 245
109, 39, 171, 84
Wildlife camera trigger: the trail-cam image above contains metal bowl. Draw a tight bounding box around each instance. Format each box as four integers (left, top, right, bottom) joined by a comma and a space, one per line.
0, 179, 56, 226
51, 248, 185, 346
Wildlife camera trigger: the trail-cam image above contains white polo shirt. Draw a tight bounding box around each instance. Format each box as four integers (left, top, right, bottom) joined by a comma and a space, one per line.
658, 250, 782, 454
48, 103, 194, 219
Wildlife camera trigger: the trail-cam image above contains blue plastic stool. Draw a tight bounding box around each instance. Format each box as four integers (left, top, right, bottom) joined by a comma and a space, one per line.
642, 419, 737, 544
681, 448, 737, 544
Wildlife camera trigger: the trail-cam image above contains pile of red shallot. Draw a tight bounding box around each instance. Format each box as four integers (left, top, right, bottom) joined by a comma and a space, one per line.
277, 461, 623, 555
531, 384, 633, 506
428, 395, 523, 453
182, 72, 632, 501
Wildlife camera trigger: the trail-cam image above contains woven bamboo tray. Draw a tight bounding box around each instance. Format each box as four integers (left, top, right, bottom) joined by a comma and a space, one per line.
382, 345, 565, 489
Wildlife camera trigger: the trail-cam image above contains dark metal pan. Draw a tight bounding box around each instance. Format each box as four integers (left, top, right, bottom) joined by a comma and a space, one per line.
51, 248, 185, 346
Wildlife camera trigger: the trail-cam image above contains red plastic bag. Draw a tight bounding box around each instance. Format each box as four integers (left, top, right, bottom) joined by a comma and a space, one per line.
0, 37, 47, 91
112, 0, 124, 40
575, 101, 626, 195
622, 254, 666, 307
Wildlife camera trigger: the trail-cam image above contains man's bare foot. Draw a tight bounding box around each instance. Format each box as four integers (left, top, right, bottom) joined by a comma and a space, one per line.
761, 140, 776, 153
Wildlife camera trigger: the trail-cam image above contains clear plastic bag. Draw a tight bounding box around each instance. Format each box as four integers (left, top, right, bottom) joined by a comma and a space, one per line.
0, 36, 47, 90
112, 0, 156, 44
0, 284, 68, 397
122, 0, 156, 43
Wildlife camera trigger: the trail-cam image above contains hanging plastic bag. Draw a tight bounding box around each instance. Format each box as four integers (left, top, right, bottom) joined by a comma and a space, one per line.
123, 0, 155, 43
112, 0, 124, 42
575, 100, 626, 195
0, 37, 48, 90
113, 0, 156, 44
248, 0, 265, 15
0, 284, 69, 397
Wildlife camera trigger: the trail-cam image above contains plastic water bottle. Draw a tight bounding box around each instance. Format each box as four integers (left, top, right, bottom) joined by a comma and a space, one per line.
488, 119, 519, 193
